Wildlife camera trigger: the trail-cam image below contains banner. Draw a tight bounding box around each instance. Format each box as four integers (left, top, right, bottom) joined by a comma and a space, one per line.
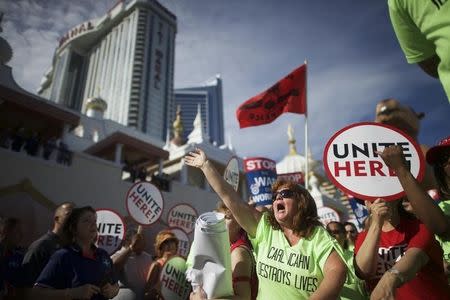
160, 256, 191, 300
323, 122, 425, 201
126, 181, 164, 226
170, 227, 191, 258
244, 157, 277, 206
277, 172, 305, 185
168, 204, 198, 234
236, 64, 307, 128
186, 212, 233, 299
348, 198, 369, 227
96, 209, 126, 255
317, 206, 340, 226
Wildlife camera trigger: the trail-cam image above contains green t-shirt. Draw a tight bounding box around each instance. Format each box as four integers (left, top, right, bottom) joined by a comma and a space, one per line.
339, 249, 368, 300
249, 213, 344, 299
388, 0, 450, 102
436, 200, 450, 282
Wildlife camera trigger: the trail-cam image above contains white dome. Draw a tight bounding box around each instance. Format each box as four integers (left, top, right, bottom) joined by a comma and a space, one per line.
276, 153, 307, 174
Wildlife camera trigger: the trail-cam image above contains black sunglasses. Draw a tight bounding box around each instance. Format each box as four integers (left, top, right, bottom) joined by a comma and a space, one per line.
273, 189, 295, 200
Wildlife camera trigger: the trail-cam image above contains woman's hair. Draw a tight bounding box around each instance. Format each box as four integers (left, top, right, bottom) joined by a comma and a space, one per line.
154, 229, 178, 258
267, 180, 322, 238
62, 206, 96, 243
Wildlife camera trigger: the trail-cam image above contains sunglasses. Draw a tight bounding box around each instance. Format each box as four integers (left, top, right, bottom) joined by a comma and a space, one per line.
273, 189, 295, 200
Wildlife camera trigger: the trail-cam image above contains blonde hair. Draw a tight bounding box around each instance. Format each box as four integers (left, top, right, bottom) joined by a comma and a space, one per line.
154, 230, 178, 257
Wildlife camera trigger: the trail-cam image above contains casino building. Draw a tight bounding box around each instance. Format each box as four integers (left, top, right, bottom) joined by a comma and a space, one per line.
37, 0, 176, 142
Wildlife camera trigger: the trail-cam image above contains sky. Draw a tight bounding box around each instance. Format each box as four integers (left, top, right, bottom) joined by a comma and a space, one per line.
2, 0, 450, 164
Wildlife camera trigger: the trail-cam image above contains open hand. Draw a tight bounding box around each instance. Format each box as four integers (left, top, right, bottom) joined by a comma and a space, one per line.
184, 148, 208, 169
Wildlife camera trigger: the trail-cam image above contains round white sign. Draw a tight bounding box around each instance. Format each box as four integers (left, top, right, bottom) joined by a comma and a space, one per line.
317, 206, 340, 226
170, 227, 191, 258
167, 204, 198, 234
160, 256, 191, 300
96, 209, 126, 254
323, 122, 425, 201
224, 156, 240, 191
126, 181, 164, 226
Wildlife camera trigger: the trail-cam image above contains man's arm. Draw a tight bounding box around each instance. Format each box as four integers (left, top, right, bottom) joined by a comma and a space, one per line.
370, 248, 429, 300
379, 146, 450, 238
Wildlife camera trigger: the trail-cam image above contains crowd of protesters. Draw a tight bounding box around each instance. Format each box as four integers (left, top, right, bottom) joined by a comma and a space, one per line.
0, 127, 72, 165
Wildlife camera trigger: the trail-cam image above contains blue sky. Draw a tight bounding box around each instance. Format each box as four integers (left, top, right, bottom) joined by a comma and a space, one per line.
2, 0, 449, 163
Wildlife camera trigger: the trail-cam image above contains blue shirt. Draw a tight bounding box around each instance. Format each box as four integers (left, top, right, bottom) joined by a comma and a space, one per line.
35, 244, 117, 300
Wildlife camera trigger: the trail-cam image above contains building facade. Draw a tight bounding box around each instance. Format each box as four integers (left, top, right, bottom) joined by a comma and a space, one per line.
38, 0, 177, 141
174, 75, 225, 145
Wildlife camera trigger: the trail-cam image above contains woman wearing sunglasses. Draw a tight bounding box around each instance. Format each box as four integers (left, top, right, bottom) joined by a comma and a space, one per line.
184, 148, 347, 299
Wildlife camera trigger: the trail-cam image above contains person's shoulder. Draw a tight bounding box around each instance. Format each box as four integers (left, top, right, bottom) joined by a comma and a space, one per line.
95, 247, 111, 258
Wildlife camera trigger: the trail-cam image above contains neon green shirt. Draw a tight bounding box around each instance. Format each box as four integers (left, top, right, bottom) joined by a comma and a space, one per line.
436, 200, 450, 282
339, 249, 368, 300
249, 213, 344, 299
388, 0, 450, 102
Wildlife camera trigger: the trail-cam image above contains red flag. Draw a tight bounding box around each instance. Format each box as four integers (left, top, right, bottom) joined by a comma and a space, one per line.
236, 64, 307, 128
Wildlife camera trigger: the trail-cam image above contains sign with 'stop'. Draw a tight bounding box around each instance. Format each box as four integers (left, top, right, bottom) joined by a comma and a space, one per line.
317, 206, 340, 226
96, 209, 126, 255
167, 204, 198, 234
224, 156, 240, 191
160, 256, 191, 300
323, 122, 425, 202
244, 157, 277, 206
126, 182, 164, 226
170, 227, 191, 258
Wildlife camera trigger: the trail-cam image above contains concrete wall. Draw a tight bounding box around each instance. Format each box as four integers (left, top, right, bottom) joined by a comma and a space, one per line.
0, 147, 220, 255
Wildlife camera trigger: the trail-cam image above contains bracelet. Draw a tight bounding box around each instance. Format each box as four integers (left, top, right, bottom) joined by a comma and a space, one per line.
387, 268, 405, 286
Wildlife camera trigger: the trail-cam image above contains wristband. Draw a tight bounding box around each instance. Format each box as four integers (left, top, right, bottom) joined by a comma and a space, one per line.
387, 268, 405, 285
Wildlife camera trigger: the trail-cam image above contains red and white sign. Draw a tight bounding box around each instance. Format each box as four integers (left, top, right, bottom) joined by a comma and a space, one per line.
244, 157, 277, 172
160, 256, 191, 300
126, 182, 164, 226
277, 172, 305, 185
170, 227, 191, 258
323, 122, 425, 201
167, 204, 198, 234
224, 156, 240, 191
317, 206, 340, 226
96, 209, 126, 255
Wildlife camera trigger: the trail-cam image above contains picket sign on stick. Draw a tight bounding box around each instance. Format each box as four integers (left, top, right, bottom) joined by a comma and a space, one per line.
323, 122, 425, 202
126, 181, 164, 226
224, 156, 240, 191
96, 209, 126, 255
160, 256, 191, 300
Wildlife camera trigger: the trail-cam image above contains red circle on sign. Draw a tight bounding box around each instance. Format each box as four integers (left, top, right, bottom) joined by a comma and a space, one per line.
167, 203, 198, 234
323, 122, 425, 202
95, 208, 126, 254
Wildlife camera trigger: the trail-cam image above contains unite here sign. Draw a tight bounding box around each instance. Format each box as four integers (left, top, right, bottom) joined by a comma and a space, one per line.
323, 122, 425, 202
96, 209, 125, 255
126, 182, 164, 226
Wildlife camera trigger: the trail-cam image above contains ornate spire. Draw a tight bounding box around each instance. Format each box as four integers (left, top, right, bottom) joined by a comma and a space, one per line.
287, 124, 298, 155
0, 12, 13, 65
171, 105, 185, 146
187, 103, 208, 144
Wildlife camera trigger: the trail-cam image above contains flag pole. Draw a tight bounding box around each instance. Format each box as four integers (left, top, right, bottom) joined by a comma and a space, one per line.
304, 59, 309, 190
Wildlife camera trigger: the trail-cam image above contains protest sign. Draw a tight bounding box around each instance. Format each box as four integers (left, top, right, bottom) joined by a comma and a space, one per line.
317, 206, 340, 225
323, 122, 424, 201
244, 157, 277, 206
160, 256, 191, 300
170, 227, 191, 258
126, 181, 164, 226
96, 209, 125, 254
224, 156, 240, 191
168, 204, 198, 234
277, 172, 304, 185
348, 198, 369, 227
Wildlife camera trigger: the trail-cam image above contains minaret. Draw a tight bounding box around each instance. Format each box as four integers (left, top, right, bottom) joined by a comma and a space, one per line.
287, 124, 298, 155
187, 103, 208, 144
170, 105, 185, 146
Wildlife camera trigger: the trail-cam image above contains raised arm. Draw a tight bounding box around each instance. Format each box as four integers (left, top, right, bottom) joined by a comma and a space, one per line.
379, 145, 450, 238
369, 248, 429, 300
354, 199, 388, 279
184, 148, 261, 237
309, 250, 347, 300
